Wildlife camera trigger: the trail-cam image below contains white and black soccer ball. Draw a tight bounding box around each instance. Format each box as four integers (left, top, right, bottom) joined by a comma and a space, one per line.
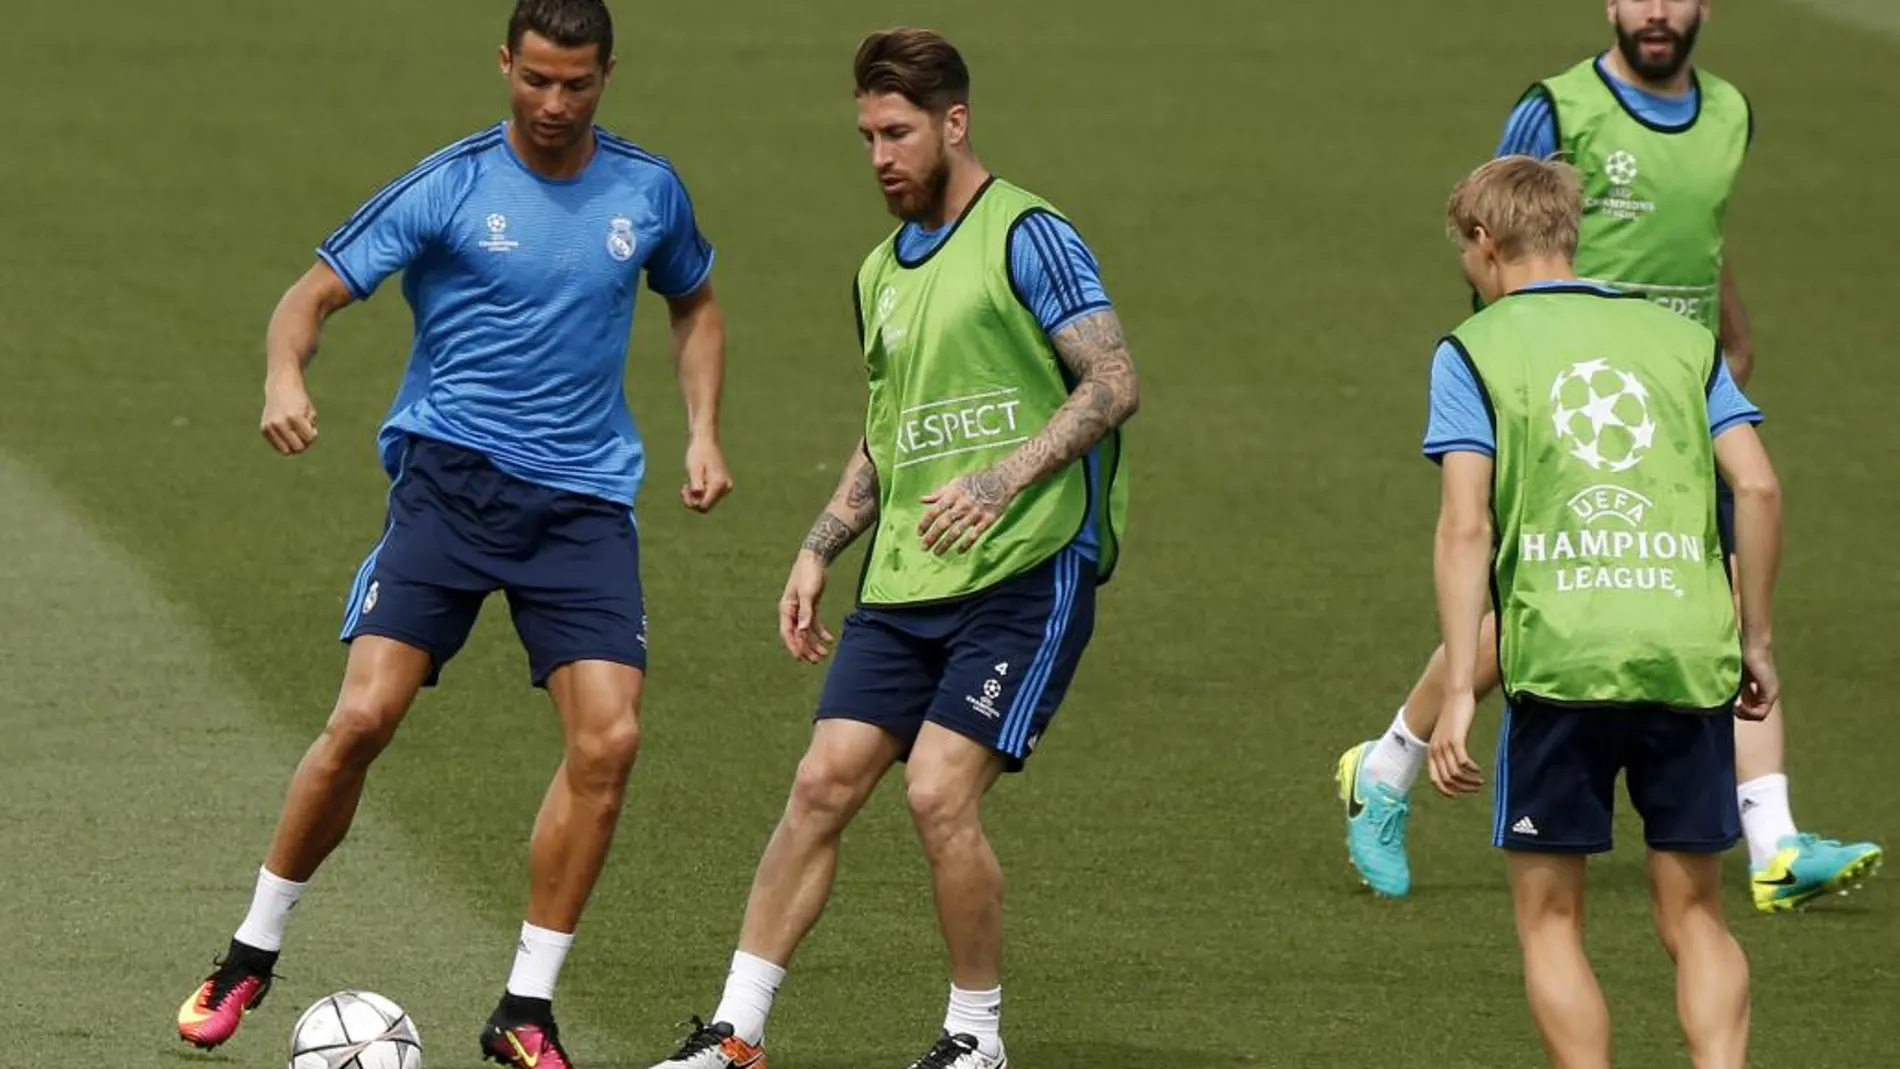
288, 990, 422, 1069
1548, 358, 1657, 474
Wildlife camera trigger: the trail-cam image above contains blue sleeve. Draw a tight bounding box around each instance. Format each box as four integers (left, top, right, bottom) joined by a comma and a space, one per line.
645, 171, 715, 298
1424, 342, 1496, 460
317, 158, 469, 301
1007, 212, 1113, 336
1707, 357, 1763, 438
1496, 90, 1559, 160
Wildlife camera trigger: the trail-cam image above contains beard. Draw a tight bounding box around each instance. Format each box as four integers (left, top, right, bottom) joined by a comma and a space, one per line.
1615, 16, 1701, 82
882, 157, 952, 223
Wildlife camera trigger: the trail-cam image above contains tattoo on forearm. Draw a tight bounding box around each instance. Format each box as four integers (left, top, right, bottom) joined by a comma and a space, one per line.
993, 310, 1139, 491
845, 454, 880, 525
802, 444, 882, 562
801, 512, 857, 562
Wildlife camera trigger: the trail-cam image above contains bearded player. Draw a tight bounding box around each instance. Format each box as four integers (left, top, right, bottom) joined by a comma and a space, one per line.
1335, 0, 1881, 911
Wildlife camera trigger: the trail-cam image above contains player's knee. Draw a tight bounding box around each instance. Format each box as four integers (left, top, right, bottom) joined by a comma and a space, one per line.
904, 772, 978, 847
788, 753, 865, 829
568, 711, 641, 789
1514, 884, 1584, 932
323, 692, 406, 763
1651, 881, 1723, 948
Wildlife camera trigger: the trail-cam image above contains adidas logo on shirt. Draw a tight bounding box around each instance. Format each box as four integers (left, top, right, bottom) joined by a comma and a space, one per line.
1513, 816, 1539, 837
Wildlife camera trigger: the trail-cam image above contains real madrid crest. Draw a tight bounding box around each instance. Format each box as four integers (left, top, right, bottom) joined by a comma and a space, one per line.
607, 216, 636, 262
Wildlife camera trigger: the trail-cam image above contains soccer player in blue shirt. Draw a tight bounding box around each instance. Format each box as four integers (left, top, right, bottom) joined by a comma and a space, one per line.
174, 4, 729, 1066
1335, 0, 1881, 909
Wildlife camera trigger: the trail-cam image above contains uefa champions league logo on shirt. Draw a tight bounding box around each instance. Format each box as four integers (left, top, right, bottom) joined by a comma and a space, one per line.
480, 212, 519, 253
1589, 151, 1653, 222
1527, 362, 1696, 601
1604, 150, 1639, 189
1549, 358, 1657, 473
606, 217, 636, 262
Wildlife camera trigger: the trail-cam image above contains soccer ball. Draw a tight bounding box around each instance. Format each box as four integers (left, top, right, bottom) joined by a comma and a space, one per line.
1548, 358, 1656, 474
288, 990, 422, 1069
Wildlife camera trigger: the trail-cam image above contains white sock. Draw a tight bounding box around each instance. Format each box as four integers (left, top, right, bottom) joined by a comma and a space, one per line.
232, 867, 308, 953
506, 922, 575, 1001
1739, 774, 1799, 870
944, 984, 1003, 1060
1361, 707, 1428, 794
712, 950, 785, 1046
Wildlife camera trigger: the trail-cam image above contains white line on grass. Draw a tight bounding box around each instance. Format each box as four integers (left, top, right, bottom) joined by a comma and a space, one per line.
0, 452, 552, 1066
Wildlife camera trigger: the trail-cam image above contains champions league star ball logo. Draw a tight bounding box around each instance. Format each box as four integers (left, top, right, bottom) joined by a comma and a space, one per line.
1549, 358, 1657, 473
1604, 150, 1639, 189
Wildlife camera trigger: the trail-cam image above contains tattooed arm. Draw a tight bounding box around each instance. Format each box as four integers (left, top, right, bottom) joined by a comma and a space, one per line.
994, 308, 1140, 494
782, 438, 879, 662
917, 308, 1141, 553
800, 438, 881, 563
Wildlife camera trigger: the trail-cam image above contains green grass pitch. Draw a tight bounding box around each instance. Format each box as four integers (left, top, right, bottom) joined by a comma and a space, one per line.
2, 1, 1895, 1065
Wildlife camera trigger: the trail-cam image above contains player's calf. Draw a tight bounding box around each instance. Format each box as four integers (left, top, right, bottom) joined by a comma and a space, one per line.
262, 637, 433, 877
262, 682, 415, 882
1648, 851, 1749, 1069
1509, 853, 1611, 1069
734, 721, 899, 969
531, 661, 645, 932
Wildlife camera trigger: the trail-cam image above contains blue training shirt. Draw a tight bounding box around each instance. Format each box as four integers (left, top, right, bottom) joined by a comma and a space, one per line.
1496, 55, 1701, 159
318, 122, 714, 506
895, 208, 1115, 559
894, 210, 1112, 335
1423, 282, 1761, 460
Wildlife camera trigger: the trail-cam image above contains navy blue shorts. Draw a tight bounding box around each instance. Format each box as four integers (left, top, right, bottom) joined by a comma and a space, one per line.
816, 547, 1096, 772
340, 435, 647, 687
1493, 700, 1740, 854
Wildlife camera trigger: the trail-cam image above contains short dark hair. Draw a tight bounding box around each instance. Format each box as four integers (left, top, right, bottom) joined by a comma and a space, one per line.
507, 0, 614, 63
853, 28, 970, 113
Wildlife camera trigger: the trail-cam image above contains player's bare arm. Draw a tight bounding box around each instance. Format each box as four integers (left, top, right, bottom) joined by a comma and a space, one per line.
1718, 261, 1754, 388
801, 440, 880, 564
780, 439, 880, 662
668, 281, 734, 512
1429, 450, 1494, 798
1714, 423, 1782, 720
260, 260, 355, 456
917, 308, 1141, 554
